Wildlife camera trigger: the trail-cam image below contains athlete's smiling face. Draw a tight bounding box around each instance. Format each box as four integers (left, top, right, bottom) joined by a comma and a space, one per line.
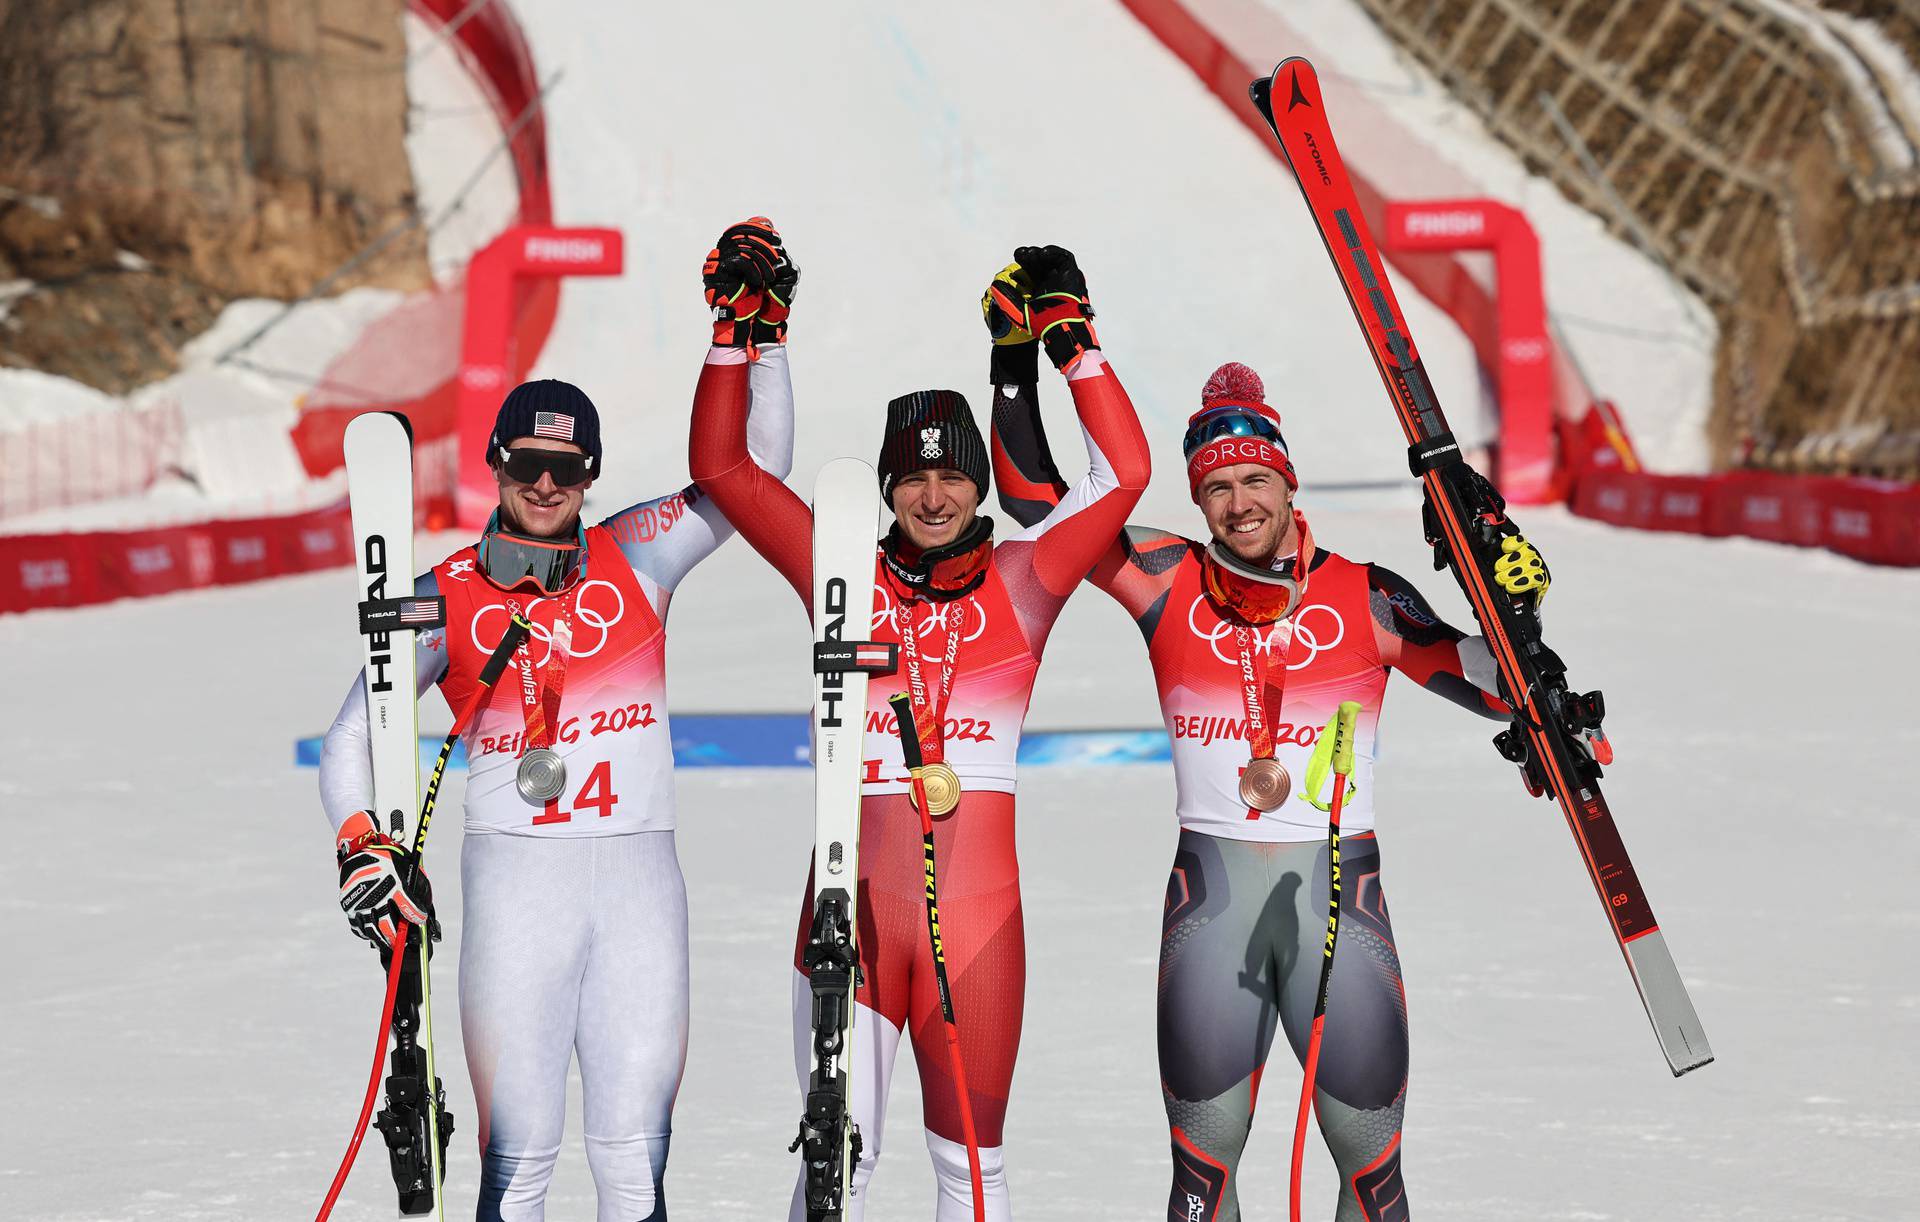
495, 436, 593, 538
891, 469, 978, 552
1199, 463, 1294, 566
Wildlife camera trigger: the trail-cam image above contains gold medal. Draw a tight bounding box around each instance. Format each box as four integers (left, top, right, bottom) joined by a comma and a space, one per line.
1238, 757, 1291, 811
916, 761, 963, 817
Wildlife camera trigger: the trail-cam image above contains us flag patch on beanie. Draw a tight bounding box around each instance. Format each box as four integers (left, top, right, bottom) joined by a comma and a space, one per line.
533, 412, 575, 441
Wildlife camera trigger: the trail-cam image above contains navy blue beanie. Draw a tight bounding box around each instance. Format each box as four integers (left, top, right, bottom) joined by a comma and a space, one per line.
490, 380, 603, 475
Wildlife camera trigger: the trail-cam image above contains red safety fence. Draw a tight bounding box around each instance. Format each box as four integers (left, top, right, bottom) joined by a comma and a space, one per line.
1, 0, 556, 615
0, 400, 186, 521
1571, 466, 1920, 566
0, 504, 355, 613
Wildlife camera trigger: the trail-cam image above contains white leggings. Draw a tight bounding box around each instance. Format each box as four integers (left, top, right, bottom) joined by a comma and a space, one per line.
459, 830, 689, 1222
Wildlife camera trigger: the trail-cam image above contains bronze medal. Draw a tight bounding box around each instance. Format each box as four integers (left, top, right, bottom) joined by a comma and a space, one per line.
917, 761, 963, 817
1238, 756, 1291, 811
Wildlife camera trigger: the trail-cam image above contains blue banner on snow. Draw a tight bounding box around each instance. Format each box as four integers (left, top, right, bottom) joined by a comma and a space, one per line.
293, 713, 1169, 770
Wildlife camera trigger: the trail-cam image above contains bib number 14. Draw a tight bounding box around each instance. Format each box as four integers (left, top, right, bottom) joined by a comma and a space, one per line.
530, 759, 620, 826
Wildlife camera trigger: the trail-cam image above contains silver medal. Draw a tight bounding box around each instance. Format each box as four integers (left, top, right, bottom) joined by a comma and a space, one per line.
515, 747, 567, 803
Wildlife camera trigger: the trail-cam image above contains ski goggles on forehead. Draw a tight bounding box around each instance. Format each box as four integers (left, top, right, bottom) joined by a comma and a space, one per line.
1181, 408, 1286, 459
477, 526, 585, 595
496, 446, 593, 487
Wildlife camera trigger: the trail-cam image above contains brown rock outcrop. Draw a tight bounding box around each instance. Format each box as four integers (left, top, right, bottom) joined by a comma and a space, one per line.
0, 0, 428, 394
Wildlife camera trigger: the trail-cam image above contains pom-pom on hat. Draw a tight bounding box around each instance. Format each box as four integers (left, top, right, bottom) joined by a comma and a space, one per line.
1199, 361, 1272, 414
1185, 361, 1295, 500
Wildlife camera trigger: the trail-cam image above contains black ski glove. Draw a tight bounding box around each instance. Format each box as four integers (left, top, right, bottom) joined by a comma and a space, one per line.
702, 217, 793, 348
1015, 244, 1099, 370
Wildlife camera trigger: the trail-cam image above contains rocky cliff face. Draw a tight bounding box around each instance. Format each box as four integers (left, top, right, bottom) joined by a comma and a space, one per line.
0, 0, 428, 394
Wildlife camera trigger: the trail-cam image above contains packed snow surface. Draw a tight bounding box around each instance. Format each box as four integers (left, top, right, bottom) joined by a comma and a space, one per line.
5, 4, 1916, 1220
5, 501, 1916, 1220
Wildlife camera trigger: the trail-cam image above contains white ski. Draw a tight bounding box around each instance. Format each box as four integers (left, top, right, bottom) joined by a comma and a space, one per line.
792, 458, 891, 1222
343, 411, 450, 1218
346, 412, 423, 851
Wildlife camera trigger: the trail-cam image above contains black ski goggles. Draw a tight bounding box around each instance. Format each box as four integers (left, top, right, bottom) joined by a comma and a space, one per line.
477, 525, 585, 595
495, 446, 594, 488
1181, 407, 1286, 459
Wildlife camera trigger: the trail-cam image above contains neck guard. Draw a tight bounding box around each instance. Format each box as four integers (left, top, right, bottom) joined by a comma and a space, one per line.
881, 515, 994, 602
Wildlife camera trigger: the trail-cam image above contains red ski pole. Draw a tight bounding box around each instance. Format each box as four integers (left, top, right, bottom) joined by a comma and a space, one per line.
1291, 700, 1361, 1222
890, 693, 985, 1222
314, 615, 529, 1220
315, 935, 408, 1222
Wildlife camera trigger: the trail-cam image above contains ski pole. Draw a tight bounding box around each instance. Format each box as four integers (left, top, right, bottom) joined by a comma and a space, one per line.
405, 613, 532, 870
1290, 700, 1360, 1222
315, 933, 408, 1222
890, 693, 986, 1222
315, 614, 529, 1221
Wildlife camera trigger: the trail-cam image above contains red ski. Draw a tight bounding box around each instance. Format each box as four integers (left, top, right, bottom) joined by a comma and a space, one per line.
1250, 58, 1711, 1075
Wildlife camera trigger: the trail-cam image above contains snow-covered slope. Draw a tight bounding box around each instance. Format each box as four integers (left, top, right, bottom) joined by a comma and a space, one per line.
1264, 0, 1721, 472
5, 501, 1916, 1220
524, 0, 1489, 541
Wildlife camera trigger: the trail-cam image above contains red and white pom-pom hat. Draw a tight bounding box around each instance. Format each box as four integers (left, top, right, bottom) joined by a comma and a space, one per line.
1184, 361, 1296, 501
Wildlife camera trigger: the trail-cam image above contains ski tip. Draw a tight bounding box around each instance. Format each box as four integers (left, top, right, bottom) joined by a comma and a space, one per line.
811, 456, 884, 525
344, 408, 416, 449
1250, 58, 1316, 127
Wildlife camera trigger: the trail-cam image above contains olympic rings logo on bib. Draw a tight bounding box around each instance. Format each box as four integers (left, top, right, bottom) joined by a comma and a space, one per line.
1186, 595, 1344, 670
472, 579, 626, 664
871, 585, 987, 644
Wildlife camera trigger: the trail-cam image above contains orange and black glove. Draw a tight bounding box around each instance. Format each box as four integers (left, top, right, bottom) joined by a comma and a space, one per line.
1017, 244, 1099, 370
336, 810, 433, 950
702, 217, 796, 348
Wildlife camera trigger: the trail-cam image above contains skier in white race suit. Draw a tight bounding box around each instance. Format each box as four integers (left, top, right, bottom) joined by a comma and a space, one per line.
319, 219, 798, 1221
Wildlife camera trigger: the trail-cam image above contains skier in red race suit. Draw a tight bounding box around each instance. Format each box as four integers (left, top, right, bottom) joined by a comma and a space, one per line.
987, 329, 1551, 1221
320, 218, 798, 1222
689, 244, 1149, 1221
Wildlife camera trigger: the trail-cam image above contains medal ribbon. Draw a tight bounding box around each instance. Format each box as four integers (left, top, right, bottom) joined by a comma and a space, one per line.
504, 588, 577, 754
895, 598, 965, 765
1233, 621, 1291, 819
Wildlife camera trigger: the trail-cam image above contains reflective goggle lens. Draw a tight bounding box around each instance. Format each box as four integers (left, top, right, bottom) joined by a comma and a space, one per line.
477, 528, 583, 595
1182, 409, 1284, 459
499, 447, 591, 487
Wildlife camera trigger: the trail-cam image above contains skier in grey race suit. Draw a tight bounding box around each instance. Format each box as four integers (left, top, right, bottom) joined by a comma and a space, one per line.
990, 344, 1542, 1222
